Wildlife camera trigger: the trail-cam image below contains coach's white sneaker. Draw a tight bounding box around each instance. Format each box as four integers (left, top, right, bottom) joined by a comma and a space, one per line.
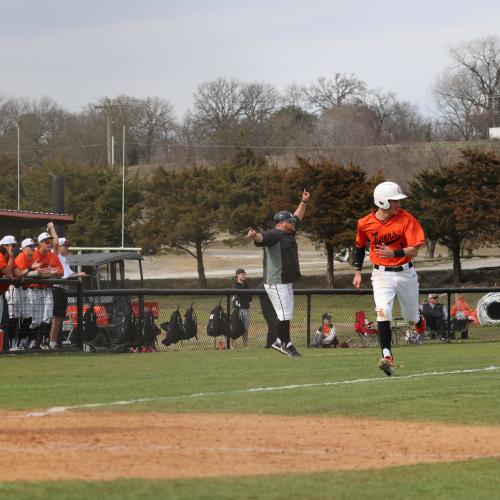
379, 356, 394, 377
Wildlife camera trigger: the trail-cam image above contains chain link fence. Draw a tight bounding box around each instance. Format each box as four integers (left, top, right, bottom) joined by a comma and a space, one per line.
1, 280, 498, 354
73, 287, 500, 353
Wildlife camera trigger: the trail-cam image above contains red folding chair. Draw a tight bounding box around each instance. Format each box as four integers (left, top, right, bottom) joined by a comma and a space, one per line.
354, 310, 379, 347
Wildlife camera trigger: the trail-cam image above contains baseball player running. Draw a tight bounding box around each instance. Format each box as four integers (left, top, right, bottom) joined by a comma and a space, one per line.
352, 181, 427, 376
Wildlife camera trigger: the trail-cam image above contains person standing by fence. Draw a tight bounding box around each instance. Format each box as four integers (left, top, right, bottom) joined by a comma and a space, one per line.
247, 189, 310, 357
28, 230, 63, 349
232, 268, 252, 348
0, 235, 16, 351
352, 181, 426, 376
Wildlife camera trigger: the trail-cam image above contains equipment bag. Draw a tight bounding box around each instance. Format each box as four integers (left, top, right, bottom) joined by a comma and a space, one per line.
230, 306, 245, 340
184, 304, 198, 340
143, 310, 160, 345
162, 307, 185, 346
207, 303, 227, 337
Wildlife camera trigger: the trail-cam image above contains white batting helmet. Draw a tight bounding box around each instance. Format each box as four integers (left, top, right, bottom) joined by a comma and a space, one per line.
373, 182, 407, 209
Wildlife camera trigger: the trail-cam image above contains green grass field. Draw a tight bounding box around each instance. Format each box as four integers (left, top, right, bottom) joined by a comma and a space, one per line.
1, 342, 499, 499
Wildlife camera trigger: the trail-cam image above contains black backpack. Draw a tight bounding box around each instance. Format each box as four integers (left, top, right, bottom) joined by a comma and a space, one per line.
207, 303, 227, 337
184, 305, 198, 340
162, 307, 185, 346
143, 310, 160, 345
230, 306, 245, 340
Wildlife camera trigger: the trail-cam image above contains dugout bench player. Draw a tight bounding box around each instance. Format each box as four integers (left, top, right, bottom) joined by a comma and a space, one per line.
352, 181, 427, 376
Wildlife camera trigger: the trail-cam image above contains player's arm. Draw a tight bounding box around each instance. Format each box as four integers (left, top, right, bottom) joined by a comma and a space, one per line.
4, 248, 15, 278
293, 189, 310, 221
352, 222, 367, 289
374, 243, 423, 259
51, 254, 64, 278
352, 245, 366, 289
47, 222, 59, 253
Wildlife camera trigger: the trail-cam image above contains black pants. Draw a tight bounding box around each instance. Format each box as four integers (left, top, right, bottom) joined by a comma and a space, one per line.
259, 293, 278, 347
424, 313, 446, 338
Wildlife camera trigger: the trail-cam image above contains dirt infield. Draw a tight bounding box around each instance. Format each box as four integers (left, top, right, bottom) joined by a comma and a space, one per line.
1, 411, 499, 482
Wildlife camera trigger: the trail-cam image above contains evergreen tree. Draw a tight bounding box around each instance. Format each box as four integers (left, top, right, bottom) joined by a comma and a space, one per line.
136, 165, 219, 288
408, 148, 500, 283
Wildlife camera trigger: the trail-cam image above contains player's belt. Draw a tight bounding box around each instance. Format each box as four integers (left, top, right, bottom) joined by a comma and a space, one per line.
374, 261, 413, 272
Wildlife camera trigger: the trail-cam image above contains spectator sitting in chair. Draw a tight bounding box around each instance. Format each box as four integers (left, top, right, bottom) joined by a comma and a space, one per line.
421, 293, 447, 340
312, 313, 339, 348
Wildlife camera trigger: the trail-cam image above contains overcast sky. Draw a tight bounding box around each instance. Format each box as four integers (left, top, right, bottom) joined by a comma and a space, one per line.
2, 0, 499, 118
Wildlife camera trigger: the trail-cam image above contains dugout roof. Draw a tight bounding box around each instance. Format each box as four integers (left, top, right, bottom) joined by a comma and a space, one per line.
0, 209, 74, 237
66, 252, 144, 267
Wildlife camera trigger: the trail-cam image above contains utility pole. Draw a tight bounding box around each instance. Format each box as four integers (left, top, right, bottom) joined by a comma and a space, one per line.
17, 126, 20, 210
95, 97, 114, 166
121, 126, 126, 247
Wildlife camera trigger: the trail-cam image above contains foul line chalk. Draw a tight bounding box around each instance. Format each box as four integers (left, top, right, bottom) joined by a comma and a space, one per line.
25, 365, 499, 417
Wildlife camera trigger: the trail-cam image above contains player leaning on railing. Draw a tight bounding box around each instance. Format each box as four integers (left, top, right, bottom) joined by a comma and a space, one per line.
352, 182, 427, 376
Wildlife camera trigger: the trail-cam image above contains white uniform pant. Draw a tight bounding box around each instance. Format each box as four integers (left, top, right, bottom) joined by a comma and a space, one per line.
264, 283, 294, 321
5, 285, 30, 319
27, 288, 53, 328
371, 267, 420, 323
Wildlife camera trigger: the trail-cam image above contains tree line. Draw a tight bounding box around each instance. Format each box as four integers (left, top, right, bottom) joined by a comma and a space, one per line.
1, 35, 499, 170
1, 147, 498, 286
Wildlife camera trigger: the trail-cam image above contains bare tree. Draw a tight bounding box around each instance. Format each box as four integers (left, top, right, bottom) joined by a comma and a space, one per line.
240, 82, 280, 123
0, 96, 69, 165
193, 77, 244, 132
366, 89, 429, 143
305, 74, 367, 113
133, 97, 177, 163
281, 83, 309, 110
433, 35, 500, 138
314, 105, 377, 149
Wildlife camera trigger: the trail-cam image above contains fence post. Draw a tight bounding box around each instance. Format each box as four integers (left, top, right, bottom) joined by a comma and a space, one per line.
226, 294, 231, 350
76, 281, 84, 351
446, 291, 452, 342
306, 293, 311, 347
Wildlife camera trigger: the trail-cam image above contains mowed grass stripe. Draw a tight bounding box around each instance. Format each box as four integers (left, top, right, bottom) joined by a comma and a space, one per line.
27, 365, 498, 417
0, 458, 498, 499
1, 343, 499, 424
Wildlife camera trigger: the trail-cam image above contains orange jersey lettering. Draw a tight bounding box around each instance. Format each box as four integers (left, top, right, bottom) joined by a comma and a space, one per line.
355, 209, 425, 267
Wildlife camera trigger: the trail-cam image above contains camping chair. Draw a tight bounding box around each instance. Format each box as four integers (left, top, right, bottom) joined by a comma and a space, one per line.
451, 318, 469, 340
354, 311, 379, 347
391, 316, 412, 344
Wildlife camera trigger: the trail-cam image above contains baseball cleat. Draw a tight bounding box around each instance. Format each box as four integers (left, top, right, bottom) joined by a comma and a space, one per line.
379, 356, 394, 376
271, 340, 288, 355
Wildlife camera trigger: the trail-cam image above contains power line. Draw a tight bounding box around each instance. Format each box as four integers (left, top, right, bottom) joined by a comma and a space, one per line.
1, 142, 106, 155
0, 139, 498, 157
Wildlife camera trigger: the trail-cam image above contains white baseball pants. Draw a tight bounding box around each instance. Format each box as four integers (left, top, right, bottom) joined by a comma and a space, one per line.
371, 267, 420, 323
264, 283, 294, 321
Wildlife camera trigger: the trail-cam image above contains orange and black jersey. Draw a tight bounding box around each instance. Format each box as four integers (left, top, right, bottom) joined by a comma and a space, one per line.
355, 209, 425, 267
